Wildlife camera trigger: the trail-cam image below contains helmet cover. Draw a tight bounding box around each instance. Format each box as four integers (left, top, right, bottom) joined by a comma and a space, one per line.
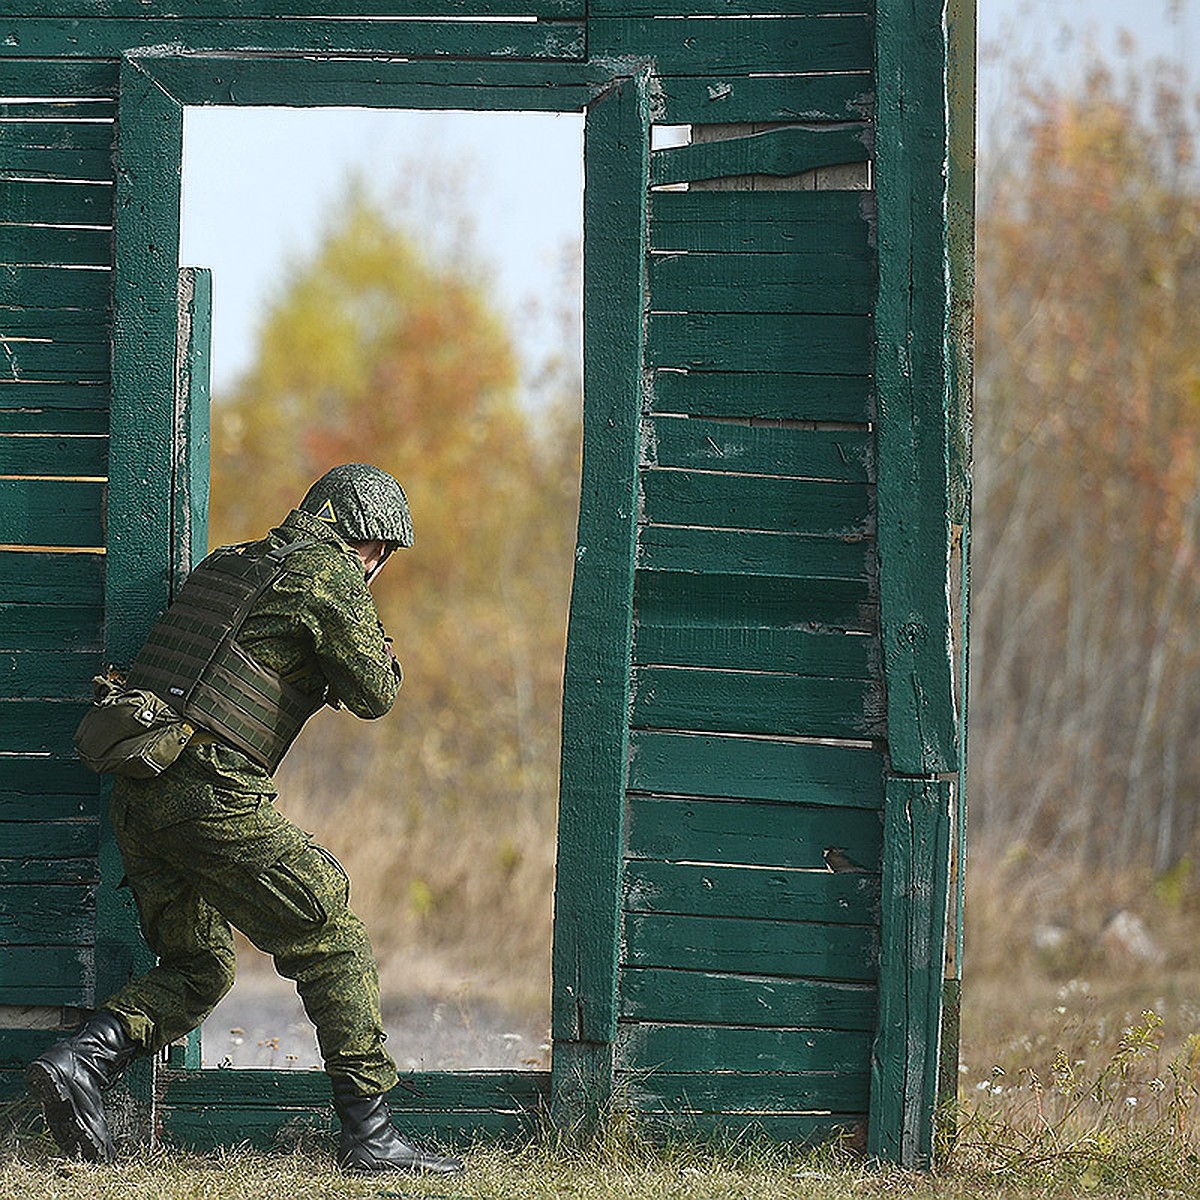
298, 463, 413, 548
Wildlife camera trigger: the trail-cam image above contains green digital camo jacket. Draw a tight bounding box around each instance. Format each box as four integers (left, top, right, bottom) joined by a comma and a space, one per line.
148, 506, 401, 818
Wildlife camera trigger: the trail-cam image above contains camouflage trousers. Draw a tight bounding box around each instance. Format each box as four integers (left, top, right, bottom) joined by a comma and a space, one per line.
102, 767, 398, 1096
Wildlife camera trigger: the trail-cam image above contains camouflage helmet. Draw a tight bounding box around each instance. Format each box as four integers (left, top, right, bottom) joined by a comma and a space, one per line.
298, 464, 413, 548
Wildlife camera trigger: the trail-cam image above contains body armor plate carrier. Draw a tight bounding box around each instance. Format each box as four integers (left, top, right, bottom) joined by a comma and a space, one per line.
127, 539, 323, 774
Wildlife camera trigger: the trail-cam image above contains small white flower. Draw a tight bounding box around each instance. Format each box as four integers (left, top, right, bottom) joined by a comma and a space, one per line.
1125, 1096, 1138, 1108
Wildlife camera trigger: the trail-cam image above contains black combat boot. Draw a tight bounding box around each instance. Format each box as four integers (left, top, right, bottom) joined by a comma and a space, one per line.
25, 1011, 141, 1162
331, 1077, 464, 1175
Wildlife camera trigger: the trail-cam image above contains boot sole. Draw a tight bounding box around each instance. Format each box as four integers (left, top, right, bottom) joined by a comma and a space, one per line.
25, 1060, 112, 1163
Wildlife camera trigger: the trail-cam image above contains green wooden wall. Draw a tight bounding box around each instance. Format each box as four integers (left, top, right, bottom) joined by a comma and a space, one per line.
0, 0, 972, 1169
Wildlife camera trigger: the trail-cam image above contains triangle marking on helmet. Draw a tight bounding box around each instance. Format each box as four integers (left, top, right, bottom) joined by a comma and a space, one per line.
315, 499, 337, 524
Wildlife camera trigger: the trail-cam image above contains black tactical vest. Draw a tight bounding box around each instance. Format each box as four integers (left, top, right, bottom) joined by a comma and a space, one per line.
127, 538, 324, 774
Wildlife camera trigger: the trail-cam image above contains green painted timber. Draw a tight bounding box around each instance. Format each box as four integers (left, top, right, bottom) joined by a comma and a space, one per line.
648, 250, 874, 316
633, 570, 877, 635
649, 190, 874, 255
0, 551, 103, 602
0, 946, 92, 1005
628, 731, 885, 807
0, 226, 113, 268
626, 1069, 870, 1114
619, 969, 876, 1032
0, 58, 118, 96
592, 0, 872, 11
0, 100, 116, 120
14, 0, 582, 12
0, 479, 104, 546
127, 55, 606, 112
0, 121, 114, 154
624, 912, 877, 981
0, 700, 80, 752
2, 602, 102, 651
873, 0, 958, 776
646, 419, 871, 482
0, 434, 106, 476
0, 883, 94, 944
648, 313, 871, 376
0, 310, 112, 342
636, 526, 872, 583
590, 16, 871, 75
174, 267, 211, 590
868, 778, 952, 1167
0, 179, 113, 226
0, 650, 101, 699
654, 73, 873, 125
625, 795, 883, 872
623, 860, 878, 925
0, 340, 109, 381
0, 145, 112, 181
0, 756, 98, 800
549, 73, 649, 1122
631, 665, 883, 740
0, 265, 112, 309
0, 1030, 84, 1071
159, 1069, 550, 1150
0, 20, 586, 59
649, 371, 873, 423
640, 472, 869, 536
617, 1025, 874, 1076
651, 125, 869, 187
632, 1110, 865, 1144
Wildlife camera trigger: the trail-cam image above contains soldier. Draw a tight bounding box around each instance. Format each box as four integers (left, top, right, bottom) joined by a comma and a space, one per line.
26, 464, 463, 1176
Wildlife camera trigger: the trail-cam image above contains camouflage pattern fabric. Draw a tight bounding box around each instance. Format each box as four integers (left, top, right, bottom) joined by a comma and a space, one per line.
99, 508, 402, 1096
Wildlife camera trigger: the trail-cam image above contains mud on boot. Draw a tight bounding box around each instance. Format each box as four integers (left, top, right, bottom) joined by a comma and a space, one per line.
331, 1077, 464, 1175
25, 1011, 140, 1162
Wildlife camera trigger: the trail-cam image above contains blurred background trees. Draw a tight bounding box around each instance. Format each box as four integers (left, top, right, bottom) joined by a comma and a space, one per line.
972, 54, 1200, 878
208, 186, 582, 1014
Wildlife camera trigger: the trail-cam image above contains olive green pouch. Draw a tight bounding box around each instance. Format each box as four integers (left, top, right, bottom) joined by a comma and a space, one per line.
74, 673, 196, 778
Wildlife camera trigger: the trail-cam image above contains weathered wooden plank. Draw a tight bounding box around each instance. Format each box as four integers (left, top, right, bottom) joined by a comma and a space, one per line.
0, 650, 99, 699
0, 432, 106, 476
626, 794, 883, 873
0, 179, 112, 226
641, 470, 870, 536
631, 664, 884, 740
0, 754, 97, 800
10, 0, 583, 14
590, 16, 871, 75
0, 338, 109, 380
0, 309, 111, 342
874, 0, 958, 780
0, 100, 115, 120
593, 0, 871, 12
647, 418, 871, 482
163, 1068, 550, 1109
0, 478, 104, 545
0, 58, 119, 98
632, 1108, 865, 1143
628, 731, 885, 808
0, 883, 94, 943
624, 912, 878, 979
648, 250, 873, 316
0, 121, 113, 153
0, 265, 110, 310
0, 20, 586, 60
650, 190, 874, 255
0, 380, 109, 415
627, 1069, 870, 1114
0, 947, 92, 1005
650, 370, 872, 423
0, 145, 112, 182
549, 74, 648, 1117
648, 312, 871, 376
0, 698, 81, 753
2, 604, 102, 654
0, 549, 103, 602
868, 777, 952, 1167
657, 73, 873, 125
652, 125, 869, 187
618, 1023, 873, 1076
620, 968, 877, 1031
637, 525, 872, 583
624, 860, 878, 925
635, 569, 877, 635
0, 225, 112, 268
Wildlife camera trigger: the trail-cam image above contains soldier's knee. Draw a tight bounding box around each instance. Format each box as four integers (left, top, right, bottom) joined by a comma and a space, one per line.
180, 945, 236, 1009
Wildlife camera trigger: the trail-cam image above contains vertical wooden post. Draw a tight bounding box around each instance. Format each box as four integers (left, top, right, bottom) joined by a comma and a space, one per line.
550, 71, 649, 1132
101, 54, 185, 1141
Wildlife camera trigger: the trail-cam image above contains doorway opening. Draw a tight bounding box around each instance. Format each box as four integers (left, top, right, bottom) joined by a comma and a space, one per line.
179, 106, 584, 1074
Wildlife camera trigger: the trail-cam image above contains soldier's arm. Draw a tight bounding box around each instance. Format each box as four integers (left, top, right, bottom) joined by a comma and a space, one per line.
298, 551, 402, 719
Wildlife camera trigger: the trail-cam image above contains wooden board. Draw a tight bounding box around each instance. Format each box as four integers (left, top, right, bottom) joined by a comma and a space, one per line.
649, 370, 872, 423
626, 1069, 870, 1114
0, 478, 104, 546
0, 549, 103, 601
0, 700, 82, 753
0, 946, 93, 1005
625, 794, 883, 873
0, 757, 100, 822
656, 73, 872, 125
624, 860, 879, 926
0, 265, 112, 309
0, 225, 113, 268
620, 968, 876, 1032
0, 649, 100, 699
618, 1023, 873, 1075
628, 731, 885, 808
13, 0, 581, 13
0, 433, 106, 476
0, 179, 113, 226
0, 883, 94, 943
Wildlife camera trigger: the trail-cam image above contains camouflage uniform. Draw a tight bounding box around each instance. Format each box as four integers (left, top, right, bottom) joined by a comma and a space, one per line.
101, 507, 401, 1096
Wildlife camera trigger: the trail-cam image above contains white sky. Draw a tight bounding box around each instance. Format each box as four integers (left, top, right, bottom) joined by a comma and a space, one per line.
179, 0, 1196, 396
